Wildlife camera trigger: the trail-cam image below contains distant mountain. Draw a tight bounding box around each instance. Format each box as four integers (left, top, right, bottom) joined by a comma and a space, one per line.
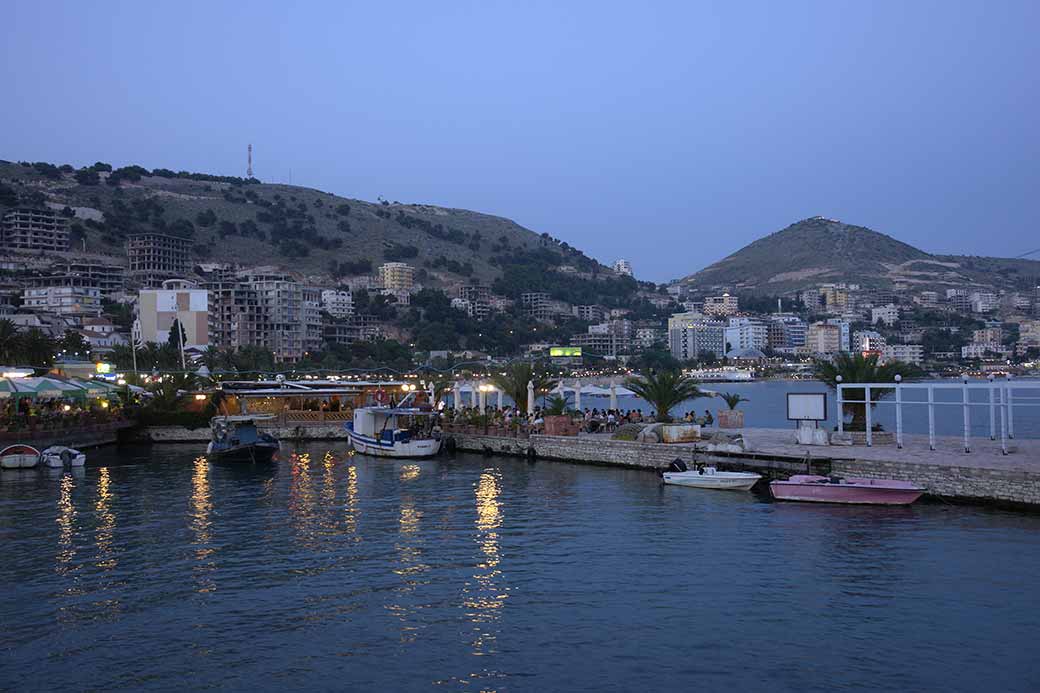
0, 160, 619, 293
677, 216, 1040, 295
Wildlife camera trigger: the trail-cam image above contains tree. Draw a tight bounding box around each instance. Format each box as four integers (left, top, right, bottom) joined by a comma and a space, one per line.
0, 319, 19, 363
718, 392, 749, 410
814, 352, 921, 431
625, 369, 709, 422
167, 319, 187, 350
491, 362, 555, 414
59, 330, 92, 358
18, 328, 55, 367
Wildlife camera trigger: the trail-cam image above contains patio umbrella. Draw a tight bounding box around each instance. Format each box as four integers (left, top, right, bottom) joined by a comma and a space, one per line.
609, 379, 618, 410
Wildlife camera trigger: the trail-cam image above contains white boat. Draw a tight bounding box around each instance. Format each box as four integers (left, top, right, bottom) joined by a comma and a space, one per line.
663, 465, 761, 491
0, 444, 40, 469
345, 394, 442, 458
40, 446, 86, 468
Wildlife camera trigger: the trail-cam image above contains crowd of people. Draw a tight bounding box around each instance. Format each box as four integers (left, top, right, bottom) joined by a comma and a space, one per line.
440, 405, 716, 434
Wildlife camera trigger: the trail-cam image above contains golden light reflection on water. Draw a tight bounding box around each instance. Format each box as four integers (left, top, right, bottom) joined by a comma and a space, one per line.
344, 464, 358, 536
55, 473, 77, 573
321, 451, 337, 509
94, 467, 117, 571
399, 464, 421, 482
190, 456, 216, 593
466, 471, 507, 656
386, 464, 431, 644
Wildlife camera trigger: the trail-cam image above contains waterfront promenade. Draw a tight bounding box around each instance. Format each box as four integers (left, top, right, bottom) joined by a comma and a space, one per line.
447, 427, 1040, 508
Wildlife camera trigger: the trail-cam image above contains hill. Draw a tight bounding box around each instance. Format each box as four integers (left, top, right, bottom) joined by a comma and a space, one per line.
677, 216, 1040, 295
0, 160, 628, 299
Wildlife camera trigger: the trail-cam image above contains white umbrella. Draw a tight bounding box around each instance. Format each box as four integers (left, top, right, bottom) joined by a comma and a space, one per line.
453, 382, 461, 408
574, 378, 582, 411
527, 380, 535, 413
609, 378, 618, 410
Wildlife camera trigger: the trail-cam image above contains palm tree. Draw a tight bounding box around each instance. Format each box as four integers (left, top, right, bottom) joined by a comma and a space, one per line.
815, 352, 917, 431
19, 328, 55, 367
148, 372, 198, 413
0, 319, 19, 364
625, 369, 709, 423
491, 361, 555, 414
719, 392, 749, 410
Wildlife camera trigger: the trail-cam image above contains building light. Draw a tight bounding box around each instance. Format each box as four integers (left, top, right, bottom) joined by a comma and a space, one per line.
194, 393, 208, 400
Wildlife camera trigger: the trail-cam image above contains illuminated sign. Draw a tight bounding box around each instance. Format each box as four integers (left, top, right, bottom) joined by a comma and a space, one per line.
95, 362, 113, 374
549, 346, 582, 357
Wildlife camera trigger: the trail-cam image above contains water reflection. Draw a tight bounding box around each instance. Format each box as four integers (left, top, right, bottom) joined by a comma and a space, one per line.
94, 467, 117, 571
190, 456, 216, 593
343, 464, 359, 537
387, 464, 430, 644
466, 470, 508, 655
288, 452, 318, 547
55, 473, 77, 574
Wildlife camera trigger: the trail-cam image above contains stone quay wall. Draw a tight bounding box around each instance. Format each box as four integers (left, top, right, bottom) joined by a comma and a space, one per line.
132, 423, 351, 444
450, 433, 1040, 508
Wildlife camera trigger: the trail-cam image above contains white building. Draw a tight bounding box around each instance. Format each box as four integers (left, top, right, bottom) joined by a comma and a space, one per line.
970, 291, 998, 313
825, 318, 851, 352
22, 285, 101, 317
853, 330, 887, 352
613, 259, 633, 277
320, 289, 354, 318
871, 304, 899, 327
882, 343, 923, 365
806, 322, 842, 355
961, 343, 1011, 359
704, 293, 739, 317
724, 317, 767, 356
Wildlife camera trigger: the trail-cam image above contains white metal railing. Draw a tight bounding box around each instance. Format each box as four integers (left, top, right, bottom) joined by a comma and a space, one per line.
836, 376, 1040, 455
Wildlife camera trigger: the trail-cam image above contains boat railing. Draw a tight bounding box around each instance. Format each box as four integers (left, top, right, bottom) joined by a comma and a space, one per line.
836, 377, 1040, 454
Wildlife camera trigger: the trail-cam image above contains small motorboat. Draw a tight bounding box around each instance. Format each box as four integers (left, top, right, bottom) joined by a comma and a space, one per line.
662, 459, 761, 491
207, 416, 280, 463
0, 444, 41, 469
770, 475, 924, 505
40, 446, 86, 468
345, 392, 442, 458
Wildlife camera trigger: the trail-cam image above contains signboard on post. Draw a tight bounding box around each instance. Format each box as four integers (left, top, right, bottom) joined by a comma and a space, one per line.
549, 346, 582, 358
787, 393, 827, 421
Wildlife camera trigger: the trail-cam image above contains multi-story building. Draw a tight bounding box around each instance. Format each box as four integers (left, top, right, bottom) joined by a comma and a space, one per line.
242, 272, 322, 362
961, 343, 1011, 360
767, 315, 807, 351
882, 343, 924, 365
22, 277, 102, 317
799, 289, 822, 313
613, 259, 633, 277
703, 293, 739, 317
138, 280, 209, 348
458, 285, 492, 320
854, 330, 887, 353
825, 318, 851, 352
323, 314, 382, 346
378, 262, 415, 291
573, 304, 606, 322
1, 208, 70, 251
202, 279, 267, 351
636, 327, 665, 349
56, 260, 126, 296
321, 289, 354, 319
668, 313, 726, 361
969, 291, 998, 313
916, 291, 940, 308
819, 285, 849, 312
521, 292, 553, 322
806, 322, 842, 355
973, 327, 1004, 345
724, 317, 767, 356
871, 304, 899, 326
127, 233, 190, 286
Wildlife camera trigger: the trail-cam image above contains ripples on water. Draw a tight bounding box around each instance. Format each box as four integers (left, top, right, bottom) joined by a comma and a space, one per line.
2, 444, 1040, 692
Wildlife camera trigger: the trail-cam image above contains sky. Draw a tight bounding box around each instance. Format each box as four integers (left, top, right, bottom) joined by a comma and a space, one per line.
1, 1, 1038, 282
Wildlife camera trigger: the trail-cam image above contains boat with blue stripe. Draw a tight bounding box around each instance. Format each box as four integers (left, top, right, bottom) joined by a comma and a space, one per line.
345, 394, 442, 458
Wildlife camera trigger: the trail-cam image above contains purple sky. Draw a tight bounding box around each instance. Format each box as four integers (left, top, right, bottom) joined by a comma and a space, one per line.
2, 1, 1038, 281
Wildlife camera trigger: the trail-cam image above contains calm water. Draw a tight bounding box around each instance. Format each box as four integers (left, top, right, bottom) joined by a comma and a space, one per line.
3, 445, 1040, 692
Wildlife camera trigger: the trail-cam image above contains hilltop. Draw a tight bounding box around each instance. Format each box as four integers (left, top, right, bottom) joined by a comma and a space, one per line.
677, 217, 1040, 295
0, 160, 631, 299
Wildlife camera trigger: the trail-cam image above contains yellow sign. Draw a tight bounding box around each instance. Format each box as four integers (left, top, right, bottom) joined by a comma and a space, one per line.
95, 362, 113, 374
549, 346, 582, 357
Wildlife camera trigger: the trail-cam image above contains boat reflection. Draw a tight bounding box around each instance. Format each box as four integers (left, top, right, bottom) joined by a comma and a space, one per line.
466, 470, 508, 656
94, 467, 117, 571
55, 473, 77, 574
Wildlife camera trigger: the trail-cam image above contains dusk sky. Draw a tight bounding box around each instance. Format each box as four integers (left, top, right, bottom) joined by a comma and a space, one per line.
2, 1, 1037, 282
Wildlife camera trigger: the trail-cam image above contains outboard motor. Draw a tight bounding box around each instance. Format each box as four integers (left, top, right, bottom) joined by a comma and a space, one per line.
667, 458, 688, 473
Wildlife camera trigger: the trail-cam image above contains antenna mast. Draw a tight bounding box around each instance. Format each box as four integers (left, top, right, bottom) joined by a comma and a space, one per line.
247, 144, 253, 178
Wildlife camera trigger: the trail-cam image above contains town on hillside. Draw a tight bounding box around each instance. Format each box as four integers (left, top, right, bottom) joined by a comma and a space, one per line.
0, 194, 1038, 375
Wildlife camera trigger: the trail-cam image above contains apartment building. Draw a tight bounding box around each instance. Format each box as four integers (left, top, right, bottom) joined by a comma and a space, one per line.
138, 281, 209, 348
202, 280, 267, 351
1, 208, 70, 251
22, 276, 102, 317
378, 262, 415, 291
321, 289, 354, 319
806, 322, 842, 355
871, 304, 899, 326
882, 343, 924, 365
57, 260, 126, 296
127, 233, 190, 286
703, 293, 739, 317
244, 272, 322, 362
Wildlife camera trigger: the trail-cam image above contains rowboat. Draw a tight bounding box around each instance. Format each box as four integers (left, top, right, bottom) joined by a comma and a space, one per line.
0, 444, 41, 469
663, 465, 761, 491
770, 475, 924, 505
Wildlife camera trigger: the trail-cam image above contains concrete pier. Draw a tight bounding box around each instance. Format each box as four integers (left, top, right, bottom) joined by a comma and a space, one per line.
447, 428, 1040, 509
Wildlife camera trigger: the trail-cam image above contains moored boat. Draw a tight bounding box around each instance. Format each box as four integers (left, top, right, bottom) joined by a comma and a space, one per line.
663, 460, 761, 491
770, 475, 924, 505
0, 444, 41, 469
207, 416, 280, 463
40, 446, 86, 468
346, 394, 441, 458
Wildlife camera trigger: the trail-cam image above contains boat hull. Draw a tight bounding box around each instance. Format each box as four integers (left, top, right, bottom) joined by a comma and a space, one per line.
770, 475, 924, 505
206, 442, 280, 464
663, 471, 761, 491
347, 429, 441, 458
0, 445, 41, 469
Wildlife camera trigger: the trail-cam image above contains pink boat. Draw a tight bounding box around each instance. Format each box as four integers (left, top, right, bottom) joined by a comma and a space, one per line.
769, 475, 925, 505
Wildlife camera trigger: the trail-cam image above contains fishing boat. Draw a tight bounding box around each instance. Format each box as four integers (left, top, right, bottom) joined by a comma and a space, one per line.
770, 475, 924, 505
662, 459, 761, 491
0, 444, 40, 469
40, 446, 86, 468
345, 394, 441, 458
207, 416, 280, 463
